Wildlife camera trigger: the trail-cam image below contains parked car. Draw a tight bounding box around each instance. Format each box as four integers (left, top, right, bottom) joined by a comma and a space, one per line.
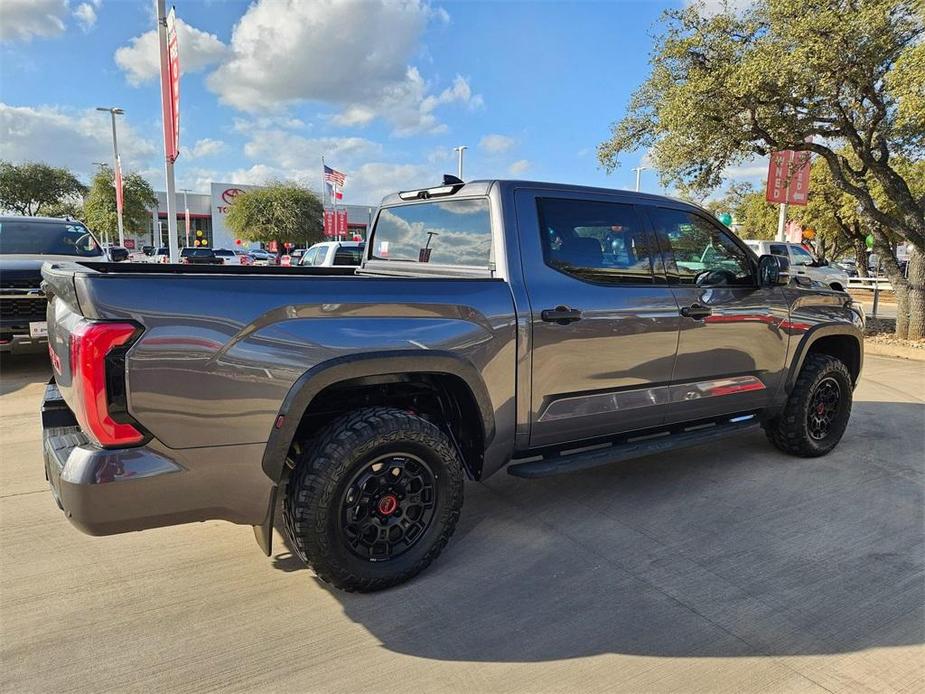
279, 248, 307, 267
41, 178, 865, 592
143, 247, 170, 263
180, 247, 223, 265
742, 240, 849, 291
834, 259, 859, 277
213, 248, 253, 266
0, 215, 105, 353
248, 248, 276, 266
299, 241, 366, 267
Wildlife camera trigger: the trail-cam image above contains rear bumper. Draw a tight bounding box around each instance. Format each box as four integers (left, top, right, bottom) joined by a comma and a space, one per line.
41, 381, 274, 536
0, 331, 47, 353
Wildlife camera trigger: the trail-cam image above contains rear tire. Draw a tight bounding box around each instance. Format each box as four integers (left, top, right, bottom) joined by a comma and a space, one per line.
283, 407, 464, 592
764, 353, 853, 457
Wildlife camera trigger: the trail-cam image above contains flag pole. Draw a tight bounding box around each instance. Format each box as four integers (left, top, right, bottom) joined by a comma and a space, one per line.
156, 0, 179, 263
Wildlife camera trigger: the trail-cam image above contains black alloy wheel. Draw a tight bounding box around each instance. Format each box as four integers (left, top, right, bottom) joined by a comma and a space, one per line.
340, 453, 437, 562
807, 377, 841, 440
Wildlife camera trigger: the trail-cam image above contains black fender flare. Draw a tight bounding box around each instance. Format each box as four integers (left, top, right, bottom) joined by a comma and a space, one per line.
785, 324, 864, 392
260, 349, 496, 485
254, 350, 495, 556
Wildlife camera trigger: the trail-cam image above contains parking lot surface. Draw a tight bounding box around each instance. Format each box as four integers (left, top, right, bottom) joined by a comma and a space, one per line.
1, 353, 923, 693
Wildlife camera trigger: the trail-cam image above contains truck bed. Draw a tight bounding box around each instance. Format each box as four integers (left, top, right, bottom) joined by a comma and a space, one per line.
74, 261, 358, 276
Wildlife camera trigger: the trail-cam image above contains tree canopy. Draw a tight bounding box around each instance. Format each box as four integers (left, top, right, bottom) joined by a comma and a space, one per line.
82, 165, 157, 244
224, 182, 324, 247
598, 0, 924, 249
0, 161, 86, 216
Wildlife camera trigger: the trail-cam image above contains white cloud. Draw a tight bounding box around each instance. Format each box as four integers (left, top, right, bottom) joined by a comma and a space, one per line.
187, 138, 226, 159
243, 131, 381, 171
73, 1, 101, 32
0, 0, 69, 42
509, 159, 531, 175
207, 0, 481, 135
115, 18, 227, 86
0, 102, 156, 176
480, 134, 515, 154
219, 127, 439, 203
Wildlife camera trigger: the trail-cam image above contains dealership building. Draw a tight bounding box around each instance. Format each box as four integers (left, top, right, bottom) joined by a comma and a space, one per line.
138, 182, 374, 250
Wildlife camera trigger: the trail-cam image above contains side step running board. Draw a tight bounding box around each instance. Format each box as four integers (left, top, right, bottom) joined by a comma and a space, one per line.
507, 416, 760, 479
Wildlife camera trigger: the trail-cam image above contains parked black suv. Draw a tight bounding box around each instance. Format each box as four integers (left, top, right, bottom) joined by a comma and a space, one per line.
1, 216, 105, 353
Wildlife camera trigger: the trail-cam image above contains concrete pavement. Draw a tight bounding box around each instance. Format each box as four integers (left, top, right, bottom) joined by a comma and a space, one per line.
1, 353, 923, 693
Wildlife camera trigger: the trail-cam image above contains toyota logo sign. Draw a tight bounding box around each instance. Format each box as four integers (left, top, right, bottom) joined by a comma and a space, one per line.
221, 188, 245, 205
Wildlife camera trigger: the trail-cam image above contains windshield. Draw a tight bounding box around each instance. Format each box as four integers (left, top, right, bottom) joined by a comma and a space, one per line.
790, 245, 815, 265
0, 220, 104, 257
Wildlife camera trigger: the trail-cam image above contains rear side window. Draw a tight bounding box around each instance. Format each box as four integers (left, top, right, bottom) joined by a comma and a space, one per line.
372, 199, 491, 267
537, 198, 654, 284
333, 244, 364, 266
770, 244, 788, 257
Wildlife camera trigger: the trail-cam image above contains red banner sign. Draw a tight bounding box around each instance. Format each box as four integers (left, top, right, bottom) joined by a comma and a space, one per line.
323, 209, 335, 237
164, 7, 180, 162
766, 150, 811, 206
114, 156, 124, 216
336, 209, 348, 237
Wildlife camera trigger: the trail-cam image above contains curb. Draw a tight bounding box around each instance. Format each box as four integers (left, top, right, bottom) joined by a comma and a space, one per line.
864, 340, 925, 361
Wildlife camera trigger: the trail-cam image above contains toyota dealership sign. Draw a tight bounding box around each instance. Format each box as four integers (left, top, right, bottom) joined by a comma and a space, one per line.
210, 182, 258, 248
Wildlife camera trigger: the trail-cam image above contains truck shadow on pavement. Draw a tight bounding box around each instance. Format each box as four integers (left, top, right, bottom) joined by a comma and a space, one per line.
275, 399, 924, 662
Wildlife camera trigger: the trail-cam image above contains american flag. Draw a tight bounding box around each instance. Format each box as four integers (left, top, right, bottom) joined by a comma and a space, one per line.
323, 164, 346, 187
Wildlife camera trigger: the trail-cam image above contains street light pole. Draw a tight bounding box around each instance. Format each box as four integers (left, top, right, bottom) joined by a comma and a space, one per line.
96, 107, 125, 246
453, 145, 467, 179
632, 166, 648, 192
181, 188, 191, 248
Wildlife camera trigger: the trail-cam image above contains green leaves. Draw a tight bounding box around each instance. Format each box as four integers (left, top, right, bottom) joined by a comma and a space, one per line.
0, 161, 86, 216
82, 165, 157, 244
224, 182, 324, 247
598, 0, 924, 248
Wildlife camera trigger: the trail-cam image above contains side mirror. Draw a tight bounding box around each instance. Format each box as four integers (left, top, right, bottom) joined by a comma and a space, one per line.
758, 254, 790, 287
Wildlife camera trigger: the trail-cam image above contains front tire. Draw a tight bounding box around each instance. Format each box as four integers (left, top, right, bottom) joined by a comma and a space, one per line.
764, 353, 853, 457
283, 407, 464, 592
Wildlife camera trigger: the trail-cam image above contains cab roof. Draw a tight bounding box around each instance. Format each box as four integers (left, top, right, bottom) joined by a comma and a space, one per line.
378, 178, 689, 208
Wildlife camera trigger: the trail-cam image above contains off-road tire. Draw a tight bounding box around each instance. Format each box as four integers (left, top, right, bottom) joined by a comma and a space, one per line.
764, 353, 853, 457
283, 407, 464, 592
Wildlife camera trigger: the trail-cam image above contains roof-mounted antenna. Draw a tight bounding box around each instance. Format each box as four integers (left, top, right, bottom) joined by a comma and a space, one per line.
443, 174, 463, 186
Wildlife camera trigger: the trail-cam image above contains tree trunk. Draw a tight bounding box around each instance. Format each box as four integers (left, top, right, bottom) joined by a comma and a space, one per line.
854, 238, 869, 278
905, 246, 925, 341
873, 234, 925, 341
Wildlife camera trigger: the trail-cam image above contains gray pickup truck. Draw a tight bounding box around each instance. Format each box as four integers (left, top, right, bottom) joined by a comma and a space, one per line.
40, 178, 864, 592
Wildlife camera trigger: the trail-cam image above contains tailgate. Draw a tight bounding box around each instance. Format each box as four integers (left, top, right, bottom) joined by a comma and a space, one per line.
41, 263, 86, 411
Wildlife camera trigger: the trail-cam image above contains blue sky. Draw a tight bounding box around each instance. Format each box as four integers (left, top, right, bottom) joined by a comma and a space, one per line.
0, 1, 745, 205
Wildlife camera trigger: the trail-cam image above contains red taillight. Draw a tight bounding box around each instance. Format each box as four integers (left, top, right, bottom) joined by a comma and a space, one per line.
70, 321, 144, 447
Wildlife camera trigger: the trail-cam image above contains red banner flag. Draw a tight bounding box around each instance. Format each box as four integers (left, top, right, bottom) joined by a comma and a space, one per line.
324, 209, 335, 237
164, 7, 180, 161
765, 150, 812, 206
786, 151, 811, 206
336, 209, 348, 237
114, 156, 124, 216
